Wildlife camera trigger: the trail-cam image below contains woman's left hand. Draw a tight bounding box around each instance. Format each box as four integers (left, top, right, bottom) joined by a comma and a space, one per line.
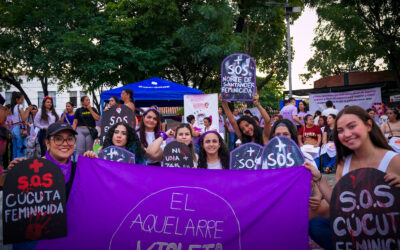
83, 151, 98, 159
384, 173, 400, 188
253, 93, 259, 105
166, 129, 175, 138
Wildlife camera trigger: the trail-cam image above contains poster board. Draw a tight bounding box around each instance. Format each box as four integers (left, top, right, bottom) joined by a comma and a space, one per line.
98, 146, 135, 164
100, 104, 136, 144
221, 53, 256, 101
230, 143, 263, 170
261, 136, 304, 169
162, 141, 194, 168
184, 94, 218, 132
3, 158, 67, 244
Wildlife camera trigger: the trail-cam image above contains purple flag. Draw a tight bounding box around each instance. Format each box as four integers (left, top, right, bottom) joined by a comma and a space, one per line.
37, 156, 310, 250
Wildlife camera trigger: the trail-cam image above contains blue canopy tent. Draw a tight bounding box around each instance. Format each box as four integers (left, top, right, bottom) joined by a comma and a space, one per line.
100, 78, 202, 109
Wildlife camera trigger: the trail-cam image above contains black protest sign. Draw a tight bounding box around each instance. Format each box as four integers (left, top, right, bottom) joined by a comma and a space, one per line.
3, 158, 67, 244
230, 143, 263, 170
100, 104, 136, 143
98, 146, 135, 164
221, 53, 256, 101
261, 136, 304, 169
162, 141, 194, 168
330, 168, 400, 249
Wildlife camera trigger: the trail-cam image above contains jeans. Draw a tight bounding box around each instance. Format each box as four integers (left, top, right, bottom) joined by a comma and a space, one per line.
228, 132, 237, 151
37, 129, 46, 157
11, 125, 25, 159
309, 217, 333, 250
323, 154, 336, 169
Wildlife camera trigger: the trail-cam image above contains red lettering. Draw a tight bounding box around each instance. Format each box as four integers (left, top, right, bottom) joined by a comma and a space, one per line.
31, 175, 41, 187
29, 159, 43, 173
18, 176, 29, 190
42, 173, 53, 188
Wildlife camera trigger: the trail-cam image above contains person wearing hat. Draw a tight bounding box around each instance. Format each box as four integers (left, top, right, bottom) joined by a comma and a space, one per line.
8, 122, 78, 197
6, 122, 78, 250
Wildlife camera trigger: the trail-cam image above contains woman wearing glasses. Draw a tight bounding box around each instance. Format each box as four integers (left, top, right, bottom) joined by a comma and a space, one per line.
7, 122, 78, 249
380, 108, 400, 139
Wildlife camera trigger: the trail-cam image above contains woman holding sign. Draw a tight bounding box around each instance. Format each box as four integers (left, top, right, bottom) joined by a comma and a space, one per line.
221, 93, 270, 146
306, 106, 400, 249
84, 122, 146, 165
197, 131, 229, 169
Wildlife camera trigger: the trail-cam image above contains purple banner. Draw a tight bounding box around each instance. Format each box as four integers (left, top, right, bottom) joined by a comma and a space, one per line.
37, 156, 310, 250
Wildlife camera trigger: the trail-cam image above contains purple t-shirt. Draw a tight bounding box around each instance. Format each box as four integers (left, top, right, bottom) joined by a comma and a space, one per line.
218, 115, 225, 133
227, 115, 240, 132
280, 105, 299, 126
298, 111, 310, 125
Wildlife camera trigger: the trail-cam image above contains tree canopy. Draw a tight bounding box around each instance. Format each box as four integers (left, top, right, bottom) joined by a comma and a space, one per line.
0, 0, 303, 109
301, 0, 400, 89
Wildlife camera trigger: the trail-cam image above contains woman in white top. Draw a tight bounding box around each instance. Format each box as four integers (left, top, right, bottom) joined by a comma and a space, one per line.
306, 106, 400, 249
10, 92, 32, 159
34, 96, 59, 156
137, 108, 164, 166
197, 131, 229, 169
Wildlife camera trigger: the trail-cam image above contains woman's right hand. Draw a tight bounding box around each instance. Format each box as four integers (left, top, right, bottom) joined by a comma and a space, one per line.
8, 157, 27, 171
83, 151, 98, 159
166, 129, 175, 138
304, 161, 322, 182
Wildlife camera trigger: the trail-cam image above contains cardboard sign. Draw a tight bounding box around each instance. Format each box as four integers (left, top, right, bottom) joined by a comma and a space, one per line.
162, 141, 194, 168
98, 146, 135, 164
230, 143, 263, 170
3, 158, 67, 244
221, 53, 256, 101
261, 136, 304, 169
330, 168, 400, 249
100, 104, 136, 144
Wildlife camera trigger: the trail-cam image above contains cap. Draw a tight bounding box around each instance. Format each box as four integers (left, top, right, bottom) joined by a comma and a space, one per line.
46, 122, 78, 138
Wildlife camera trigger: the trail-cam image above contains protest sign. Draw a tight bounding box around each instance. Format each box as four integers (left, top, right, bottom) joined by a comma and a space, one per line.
309, 87, 382, 114
162, 141, 194, 168
100, 104, 136, 143
230, 143, 263, 170
37, 156, 310, 250
221, 53, 256, 101
261, 136, 305, 169
330, 168, 400, 249
98, 145, 135, 164
3, 158, 66, 244
184, 94, 218, 132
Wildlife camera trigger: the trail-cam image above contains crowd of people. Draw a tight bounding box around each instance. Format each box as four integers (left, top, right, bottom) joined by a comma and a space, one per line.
1, 90, 400, 249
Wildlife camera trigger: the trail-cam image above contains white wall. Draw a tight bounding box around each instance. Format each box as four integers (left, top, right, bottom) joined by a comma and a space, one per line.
1, 76, 100, 115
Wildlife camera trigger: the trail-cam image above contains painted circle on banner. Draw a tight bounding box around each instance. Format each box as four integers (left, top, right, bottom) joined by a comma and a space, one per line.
330, 168, 400, 249
109, 186, 241, 250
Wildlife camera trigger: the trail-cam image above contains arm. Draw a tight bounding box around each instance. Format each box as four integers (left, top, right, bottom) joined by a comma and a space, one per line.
220, 95, 242, 140
385, 155, 400, 188
59, 111, 66, 122
72, 119, 78, 130
126, 102, 135, 113
33, 110, 43, 129
253, 93, 271, 144
145, 137, 164, 162
88, 106, 100, 121
380, 122, 387, 134
316, 134, 322, 147
304, 161, 333, 203
298, 134, 303, 147
20, 106, 32, 122
293, 115, 303, 126
322, 131, 327, 145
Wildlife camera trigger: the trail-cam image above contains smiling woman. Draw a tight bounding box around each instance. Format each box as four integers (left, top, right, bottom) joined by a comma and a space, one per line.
197, 131, 229, 169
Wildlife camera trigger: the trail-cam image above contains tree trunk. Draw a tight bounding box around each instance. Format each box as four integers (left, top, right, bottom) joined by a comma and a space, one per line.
387, 52, 400, 92
40, 76, 49, 97
0, 72, 32, 105
91, 88, 100, 112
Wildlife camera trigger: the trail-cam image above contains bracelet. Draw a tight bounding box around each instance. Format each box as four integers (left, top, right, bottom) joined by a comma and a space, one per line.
156, 131, 168, 141
315, 174, 322, 184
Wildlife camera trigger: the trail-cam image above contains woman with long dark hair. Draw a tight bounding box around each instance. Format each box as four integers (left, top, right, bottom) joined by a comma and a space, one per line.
380, 107, 400, 139
197, 131, 229, 169
221, 93, 270, 146
297, 100, 309, 125
306, 106, 400, 249
10, 92, 32, 159
84, 122, 146, 164
72, 96, 100, 155
104, 96, 119, 112
137, 108, 164, 165
121, 89, 135, 112
321, 114, 336, 173
34, 96, 59, 156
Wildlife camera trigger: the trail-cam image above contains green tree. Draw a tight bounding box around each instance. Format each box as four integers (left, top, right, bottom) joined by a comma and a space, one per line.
301, 0, 400, 89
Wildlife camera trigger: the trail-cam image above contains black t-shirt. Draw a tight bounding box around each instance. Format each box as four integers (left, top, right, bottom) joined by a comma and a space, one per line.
324, 126, 334, 142
74, 107, 99, 128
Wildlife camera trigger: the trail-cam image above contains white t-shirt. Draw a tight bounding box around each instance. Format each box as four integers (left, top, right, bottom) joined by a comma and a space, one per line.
137, 131, 166, 164
207, 160, 223, 170
11, 104, 22, 123
322, 108, 338, 117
